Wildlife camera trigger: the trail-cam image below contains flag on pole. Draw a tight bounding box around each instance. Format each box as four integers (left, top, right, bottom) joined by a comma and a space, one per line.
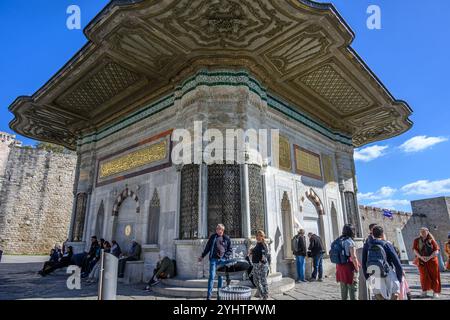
382, 209, 393, 219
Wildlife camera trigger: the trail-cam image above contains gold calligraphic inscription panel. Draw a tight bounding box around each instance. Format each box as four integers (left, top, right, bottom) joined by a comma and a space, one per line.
322, 154, 335, 183
100, 140, 167, 179
295, 147, 322, 180
279, 136, 292, 172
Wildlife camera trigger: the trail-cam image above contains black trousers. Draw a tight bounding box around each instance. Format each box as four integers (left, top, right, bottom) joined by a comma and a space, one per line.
118, 257, 138, 277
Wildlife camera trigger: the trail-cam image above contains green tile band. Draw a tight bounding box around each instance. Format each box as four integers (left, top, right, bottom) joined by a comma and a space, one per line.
78, 70, 352, 147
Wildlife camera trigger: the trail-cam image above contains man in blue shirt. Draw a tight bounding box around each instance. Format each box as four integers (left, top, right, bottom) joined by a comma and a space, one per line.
198, 224, 232, 300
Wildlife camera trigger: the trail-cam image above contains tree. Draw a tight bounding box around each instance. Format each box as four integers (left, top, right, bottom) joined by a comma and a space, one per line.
35, 142, 65, 153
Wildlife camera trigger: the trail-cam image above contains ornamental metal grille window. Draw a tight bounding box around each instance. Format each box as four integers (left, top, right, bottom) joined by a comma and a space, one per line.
207, 164, 242, 238
248, 164, 265, 235
179, 164, 199, 239
72, 192, 87, 241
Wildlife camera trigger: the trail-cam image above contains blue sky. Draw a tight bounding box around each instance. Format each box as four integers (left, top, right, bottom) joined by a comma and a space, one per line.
1, 1, 449, 212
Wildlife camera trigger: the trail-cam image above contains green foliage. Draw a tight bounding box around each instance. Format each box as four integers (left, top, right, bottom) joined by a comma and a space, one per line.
35, 142, 65, 153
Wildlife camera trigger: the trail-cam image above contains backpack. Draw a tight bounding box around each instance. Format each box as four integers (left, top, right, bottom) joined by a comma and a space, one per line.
329, 237, 349, 264
366, 242, 390, 278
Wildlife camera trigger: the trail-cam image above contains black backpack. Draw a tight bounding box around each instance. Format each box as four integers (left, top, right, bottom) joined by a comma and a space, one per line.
366, 242, 390, 278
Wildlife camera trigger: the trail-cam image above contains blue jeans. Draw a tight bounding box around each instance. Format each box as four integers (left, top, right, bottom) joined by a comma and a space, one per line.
295, 256, 305, 281
312, 253, 323, 280
207, 258, 227, 299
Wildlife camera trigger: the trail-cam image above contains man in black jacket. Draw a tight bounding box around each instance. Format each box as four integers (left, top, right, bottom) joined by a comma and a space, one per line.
292, 229, 307, 283
308, 232, 324, 281
198, 224, 232, 300
81, 236, 99, 274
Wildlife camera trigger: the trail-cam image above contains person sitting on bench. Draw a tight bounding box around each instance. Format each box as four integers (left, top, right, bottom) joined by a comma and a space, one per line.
118, 240, 141, 278
145, 250, 175, 290
39, 246, 73, 276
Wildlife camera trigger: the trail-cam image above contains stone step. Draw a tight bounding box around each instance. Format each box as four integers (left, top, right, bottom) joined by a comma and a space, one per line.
161, 272, 283, 288
152, 276, 295, 299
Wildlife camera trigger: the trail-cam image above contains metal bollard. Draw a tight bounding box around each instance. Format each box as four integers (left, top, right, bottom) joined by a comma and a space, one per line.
98, 249, 119, 300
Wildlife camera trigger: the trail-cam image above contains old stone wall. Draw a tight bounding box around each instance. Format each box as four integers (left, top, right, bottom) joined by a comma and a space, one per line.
410, 197, 450, 262
0, 146, 77, 254
359, 201, 450, 261
360, 205, 411, 242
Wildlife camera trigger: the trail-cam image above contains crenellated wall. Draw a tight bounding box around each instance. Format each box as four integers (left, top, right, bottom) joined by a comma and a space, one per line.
359, 203, 450, 262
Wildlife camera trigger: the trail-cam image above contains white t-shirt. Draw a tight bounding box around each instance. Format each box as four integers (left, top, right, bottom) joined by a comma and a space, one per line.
342, 237, 355, 257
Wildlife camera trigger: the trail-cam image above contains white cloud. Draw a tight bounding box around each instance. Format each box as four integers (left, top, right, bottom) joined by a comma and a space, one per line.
399, 135, 448, 153
400, 178, 450, 196
354, 145, 388, 162
368, 199, 410, 210
358, 186, 396, 200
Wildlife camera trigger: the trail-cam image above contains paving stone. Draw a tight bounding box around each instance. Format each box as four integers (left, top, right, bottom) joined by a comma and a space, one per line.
1, 259, 449, 300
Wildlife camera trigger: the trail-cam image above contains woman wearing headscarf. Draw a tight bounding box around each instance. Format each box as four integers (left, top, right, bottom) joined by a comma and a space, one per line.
413, 227, 441, 298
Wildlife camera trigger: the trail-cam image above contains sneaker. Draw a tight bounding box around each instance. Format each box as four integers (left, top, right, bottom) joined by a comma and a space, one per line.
309, 278, 316, 282
318, 279, 323, 282
144, 285, 151, 291
301, 280, 308, 283
433, 293, 440, 299
152, 279, 160, 286
421, 291, 428, 298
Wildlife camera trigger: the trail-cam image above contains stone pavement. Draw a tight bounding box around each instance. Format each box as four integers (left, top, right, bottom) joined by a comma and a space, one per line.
0, 256, 448, 300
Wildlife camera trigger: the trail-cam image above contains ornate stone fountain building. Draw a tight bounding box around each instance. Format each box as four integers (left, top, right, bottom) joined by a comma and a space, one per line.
9, 0, 412, 281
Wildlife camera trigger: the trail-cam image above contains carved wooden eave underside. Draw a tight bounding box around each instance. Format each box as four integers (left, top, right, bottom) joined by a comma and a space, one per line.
8, 0, 413, 150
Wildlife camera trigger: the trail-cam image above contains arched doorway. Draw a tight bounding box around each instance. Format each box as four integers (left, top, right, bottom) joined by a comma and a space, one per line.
112, 188, 140, 251
95, 201, 105, 238
303, 189, 326, 245
281, 192, 293, 259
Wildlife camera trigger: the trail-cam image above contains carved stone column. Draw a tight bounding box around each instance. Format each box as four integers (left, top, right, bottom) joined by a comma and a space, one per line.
335, 144, 362, 237
241, 163, 251, 238
199, 163, 208, 238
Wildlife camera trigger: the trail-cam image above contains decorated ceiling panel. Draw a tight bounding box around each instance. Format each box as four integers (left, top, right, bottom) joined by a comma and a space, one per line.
8, 0, 412, 149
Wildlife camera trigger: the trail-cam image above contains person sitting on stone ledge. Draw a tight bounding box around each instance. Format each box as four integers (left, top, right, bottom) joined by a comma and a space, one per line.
118, 240, 142, 278
111, 240, 122, 258
49, 248, 60, 263
86, 241, 112, 284
145, 250, 175, 290
82, 238, 102, 278
81, 236, 100, 275
39, 246, 73, 276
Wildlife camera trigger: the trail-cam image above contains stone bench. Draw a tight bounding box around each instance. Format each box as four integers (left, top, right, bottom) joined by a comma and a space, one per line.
123, 260, 144, 284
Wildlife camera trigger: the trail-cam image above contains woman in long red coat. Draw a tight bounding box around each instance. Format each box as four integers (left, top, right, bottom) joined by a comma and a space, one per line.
413, 227, 441, 298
